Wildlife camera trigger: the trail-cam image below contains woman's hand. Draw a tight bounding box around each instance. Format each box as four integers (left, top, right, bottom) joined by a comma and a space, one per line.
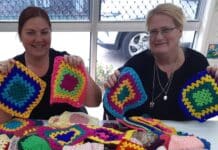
0, 59, 15, 75
64, 54, 102, 107
104, 70, 120, 88
207, 66, 218, 81
64, 55, 84, 67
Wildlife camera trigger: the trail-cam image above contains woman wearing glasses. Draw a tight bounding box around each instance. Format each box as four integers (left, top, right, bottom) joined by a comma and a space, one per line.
104, 3, 218, 120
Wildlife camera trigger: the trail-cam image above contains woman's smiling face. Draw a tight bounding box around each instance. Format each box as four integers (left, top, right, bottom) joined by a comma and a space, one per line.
148, 14, 182, 55
20, 16, 51, 57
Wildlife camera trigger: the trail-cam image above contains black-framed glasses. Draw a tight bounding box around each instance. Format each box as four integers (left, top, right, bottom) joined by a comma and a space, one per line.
148, 27, 177, 38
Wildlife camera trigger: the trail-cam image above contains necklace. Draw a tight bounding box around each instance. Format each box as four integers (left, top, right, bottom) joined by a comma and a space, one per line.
149, 64, 174, 108
156, 65, 174, 101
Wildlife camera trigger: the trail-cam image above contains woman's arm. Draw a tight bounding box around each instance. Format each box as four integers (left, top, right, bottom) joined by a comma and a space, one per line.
84, 76, 102, 107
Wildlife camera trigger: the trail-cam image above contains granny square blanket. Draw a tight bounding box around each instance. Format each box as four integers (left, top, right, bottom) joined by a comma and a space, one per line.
116, 139, 144, 150
0, 118, 43, 137
179, 70, 218, 122
103, 67, 147, 119
50, 56, 88, 108
36, 124, 92, 150
87, 125, 133, 145
0, 61, 46, 118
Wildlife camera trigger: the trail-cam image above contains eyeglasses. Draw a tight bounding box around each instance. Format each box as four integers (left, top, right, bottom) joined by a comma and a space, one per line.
148, 27, 177, 38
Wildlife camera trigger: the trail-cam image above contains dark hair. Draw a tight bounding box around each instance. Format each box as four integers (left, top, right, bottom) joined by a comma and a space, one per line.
18, 6, 51, 37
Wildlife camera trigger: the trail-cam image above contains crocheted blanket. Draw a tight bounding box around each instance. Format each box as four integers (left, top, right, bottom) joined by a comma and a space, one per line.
179, 70, 218, 122
50, 56, 88, 108
103, 67, 147, 119
0, 118, 43, 137
36, 124, 93, 150
48, 111, 99, 128
0, 61, 46, 118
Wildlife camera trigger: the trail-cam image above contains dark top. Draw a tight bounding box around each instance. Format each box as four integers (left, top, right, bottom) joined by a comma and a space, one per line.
14, 48, 87, 119
105, 48, 209, 121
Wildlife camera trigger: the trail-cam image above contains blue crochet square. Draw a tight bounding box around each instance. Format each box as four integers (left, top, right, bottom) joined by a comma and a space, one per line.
0, 61, 46, 118
179, 70, 218, 122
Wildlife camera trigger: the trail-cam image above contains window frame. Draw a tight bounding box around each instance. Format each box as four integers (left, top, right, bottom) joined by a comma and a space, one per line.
0, 0, 208, 79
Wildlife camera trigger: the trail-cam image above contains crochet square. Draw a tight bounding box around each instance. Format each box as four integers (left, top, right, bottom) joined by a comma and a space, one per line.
87, 125, 133, 145
179, 70, 218, 122
116, 139, 144, 150
36, 124, 92, 150
18, 134, 52, 150
126, 116, 176, 135
50, 56, 88, 108
0, 61, 46, 118
48, 111, 99, 128
103, 67, 147, 119
0, 118, 43, 137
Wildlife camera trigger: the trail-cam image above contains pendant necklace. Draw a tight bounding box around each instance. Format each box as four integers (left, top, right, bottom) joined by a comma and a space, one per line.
150, 63, 174, 108
156, 65, 174, 101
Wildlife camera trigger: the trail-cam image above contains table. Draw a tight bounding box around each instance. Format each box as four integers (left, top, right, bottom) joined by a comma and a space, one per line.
163, 120, 218, 150
42, 118, 218, 149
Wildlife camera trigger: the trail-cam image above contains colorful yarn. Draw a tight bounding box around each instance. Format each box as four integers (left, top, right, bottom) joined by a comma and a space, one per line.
8, 136, 20, 150
179, 70, 218, 122
168, 135, 205, 150
18, 134, 51, 150
129, 117, 177, 135
177, 131, 210, 150
0, 118, 43, 137
87, 125, 134, 145
103, 67, 147, 119
117, 118, 150, 132
36, 124, 92, 150
63, 142, 104, 150
50, 56, 88, 108
0, 61, 46, 118
48, 111, 99, 128
131, 130, 158, 147
116, 139, 145, 150
118, 117, 176, 135
0, 134, 10, 150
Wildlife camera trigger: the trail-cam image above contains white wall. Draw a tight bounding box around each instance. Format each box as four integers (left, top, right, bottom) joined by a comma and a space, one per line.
197, 0, 218, 66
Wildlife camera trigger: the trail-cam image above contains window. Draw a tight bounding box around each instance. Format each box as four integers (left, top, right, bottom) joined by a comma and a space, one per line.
0, 0, 208, 119
0, 0, 89, 21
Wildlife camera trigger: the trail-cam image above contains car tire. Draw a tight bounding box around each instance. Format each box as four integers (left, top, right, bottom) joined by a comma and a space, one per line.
121, 32, 149, 59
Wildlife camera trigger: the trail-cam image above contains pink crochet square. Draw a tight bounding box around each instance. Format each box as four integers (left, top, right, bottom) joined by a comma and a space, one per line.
50, 56, 88, 108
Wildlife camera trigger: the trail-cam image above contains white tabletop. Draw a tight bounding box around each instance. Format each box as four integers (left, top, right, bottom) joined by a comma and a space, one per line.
163, 119, 218, 150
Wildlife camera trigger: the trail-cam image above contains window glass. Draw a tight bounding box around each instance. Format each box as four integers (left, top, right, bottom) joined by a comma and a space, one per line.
0, 32, 90, 69
0, 32, 23, 60
100, 0, 201, 21
0, 0, 89, 21
51, 32, 90, 67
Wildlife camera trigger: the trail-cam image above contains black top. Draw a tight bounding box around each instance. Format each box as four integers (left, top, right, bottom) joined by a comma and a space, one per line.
14, 48, 87, 119
105, 48, 209, 121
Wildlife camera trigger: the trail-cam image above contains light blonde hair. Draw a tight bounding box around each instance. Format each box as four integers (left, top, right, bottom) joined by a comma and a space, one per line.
146, 3, 185, 30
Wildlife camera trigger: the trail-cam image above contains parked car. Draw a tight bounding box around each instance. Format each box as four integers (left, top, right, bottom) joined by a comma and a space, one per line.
97, 31, 193, 59
98, 32, 149, 59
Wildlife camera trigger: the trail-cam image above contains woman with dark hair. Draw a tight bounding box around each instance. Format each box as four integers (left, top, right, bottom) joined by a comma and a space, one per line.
0, 6, 102, 123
